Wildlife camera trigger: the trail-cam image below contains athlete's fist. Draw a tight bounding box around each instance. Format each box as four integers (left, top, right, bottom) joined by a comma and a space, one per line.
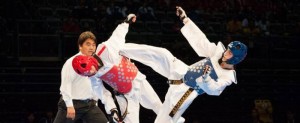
124, 14, 136, 24
176, 6, 187, 20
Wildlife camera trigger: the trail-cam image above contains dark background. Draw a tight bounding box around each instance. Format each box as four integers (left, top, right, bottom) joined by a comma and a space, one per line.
0, 0, 299, 123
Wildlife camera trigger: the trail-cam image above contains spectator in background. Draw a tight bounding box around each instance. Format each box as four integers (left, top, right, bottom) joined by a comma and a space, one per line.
172, 21, 181, 32
242, 19, 261, 36
255, 16, 270, 36
0, 16, 7, 34
95, 19, 108, 34
285, 110, 296, 123
80, 20, 95, 32
241, 16, 249, 29
106, 1, 123, 21
251, 108, 260, 123
137, 2, 156, 21
24, 112, 38, 123
119, 1, 129, 18
295, 21, 300, 36
226, 16, 242, 35
253, 99, 273, 123
0, 16, 8, 56
39, 111, 54, 123
62, 16, 80, 33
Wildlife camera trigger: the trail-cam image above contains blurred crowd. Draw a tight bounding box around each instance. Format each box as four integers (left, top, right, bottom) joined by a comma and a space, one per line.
0, 0, 299, 36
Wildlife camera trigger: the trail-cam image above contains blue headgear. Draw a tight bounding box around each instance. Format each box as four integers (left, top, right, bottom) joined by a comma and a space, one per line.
226, 41, 247, 65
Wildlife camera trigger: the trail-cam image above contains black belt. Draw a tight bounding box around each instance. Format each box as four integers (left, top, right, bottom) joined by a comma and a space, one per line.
168, 79, 184, 85
111, 90, 128, 122
169, 88, 194, 117
102, 81, 128, 122
73, 99, 97, 104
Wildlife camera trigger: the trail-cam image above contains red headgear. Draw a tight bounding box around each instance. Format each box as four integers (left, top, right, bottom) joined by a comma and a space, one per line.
72, 55, 99, 77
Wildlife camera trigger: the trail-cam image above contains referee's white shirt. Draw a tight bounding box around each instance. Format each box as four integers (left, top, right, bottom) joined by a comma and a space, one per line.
59, 52, 98, 107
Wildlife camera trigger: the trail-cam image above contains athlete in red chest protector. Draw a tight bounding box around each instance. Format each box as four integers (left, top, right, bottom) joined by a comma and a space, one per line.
89, 14, 163, 123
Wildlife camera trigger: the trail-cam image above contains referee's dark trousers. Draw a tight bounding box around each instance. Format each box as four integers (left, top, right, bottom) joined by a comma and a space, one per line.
53, 97, 108, 123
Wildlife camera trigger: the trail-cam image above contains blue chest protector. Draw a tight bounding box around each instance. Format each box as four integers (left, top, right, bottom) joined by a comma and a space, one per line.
183, 58, 218, 94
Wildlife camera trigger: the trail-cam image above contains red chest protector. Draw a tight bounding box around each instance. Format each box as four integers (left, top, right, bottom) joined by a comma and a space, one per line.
98, 45, 138, 94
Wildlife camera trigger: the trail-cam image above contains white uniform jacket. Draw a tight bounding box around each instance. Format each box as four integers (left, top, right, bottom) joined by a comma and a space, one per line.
121, 19, 238, 96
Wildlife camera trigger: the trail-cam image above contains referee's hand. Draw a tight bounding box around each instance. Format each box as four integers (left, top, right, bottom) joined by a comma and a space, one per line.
67, 107, 76, 120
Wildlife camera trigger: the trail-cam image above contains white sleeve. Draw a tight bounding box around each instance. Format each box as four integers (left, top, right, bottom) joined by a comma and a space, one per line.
105, 23, 129, 52
60, 59, 76, 107
195, 75, 233, 96
120, 43, 188, 80
91, 77, 117, 114
181, 19, 217, 57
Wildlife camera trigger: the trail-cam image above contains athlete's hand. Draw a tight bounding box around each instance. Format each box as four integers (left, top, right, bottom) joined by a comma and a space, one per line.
124, 14, 136, 24
176, 6, 187, 20
66, 107, 76, 120
204, 65, 213, 82
196, 65, 212, 83
202, 65, 211, 79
